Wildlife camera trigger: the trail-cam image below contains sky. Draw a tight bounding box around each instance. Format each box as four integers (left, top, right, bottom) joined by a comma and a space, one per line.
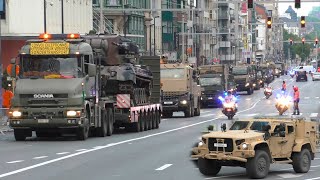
278, 2, 320, 16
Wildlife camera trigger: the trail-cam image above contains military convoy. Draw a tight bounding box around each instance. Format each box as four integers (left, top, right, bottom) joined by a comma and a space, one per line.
8, 33, 162, 141
160, 60, 201, 118
198, 65, 236, 107
192, 117, 318, 179
231, 65, 256, 95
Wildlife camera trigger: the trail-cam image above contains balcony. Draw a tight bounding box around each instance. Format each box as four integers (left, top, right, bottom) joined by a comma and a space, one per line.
218, 12, 229, 19
220, 54, 236, 61
218, 28, 235, 34
218, 0, 235, 9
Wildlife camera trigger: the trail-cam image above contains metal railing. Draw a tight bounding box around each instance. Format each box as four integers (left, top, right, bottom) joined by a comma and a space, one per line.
92, 9, 121, 34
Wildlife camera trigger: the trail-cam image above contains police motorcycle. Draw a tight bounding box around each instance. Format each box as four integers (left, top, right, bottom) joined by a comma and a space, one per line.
264, 86, 273, 99
289, 70, 295, 78
218, 92, 238, 120
275, 91, 292, 115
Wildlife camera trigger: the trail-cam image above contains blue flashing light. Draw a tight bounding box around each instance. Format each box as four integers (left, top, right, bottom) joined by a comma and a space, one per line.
224, 92, 228, 96
218, 96, 224, 102
276, 94, 281, 99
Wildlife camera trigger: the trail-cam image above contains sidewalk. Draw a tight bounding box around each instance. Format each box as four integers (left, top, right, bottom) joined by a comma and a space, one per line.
0, 116, 12, 133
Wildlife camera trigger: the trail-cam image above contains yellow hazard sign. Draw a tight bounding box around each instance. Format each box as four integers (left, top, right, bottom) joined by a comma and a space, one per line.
30, 43, 70, 55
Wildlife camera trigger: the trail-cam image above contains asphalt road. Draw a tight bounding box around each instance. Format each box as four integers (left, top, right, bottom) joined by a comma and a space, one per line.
0, 74, 319, 180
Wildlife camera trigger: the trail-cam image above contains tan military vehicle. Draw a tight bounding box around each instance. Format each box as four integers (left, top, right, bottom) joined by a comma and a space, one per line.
160, 61, 201, 118
192, 117, 318, 179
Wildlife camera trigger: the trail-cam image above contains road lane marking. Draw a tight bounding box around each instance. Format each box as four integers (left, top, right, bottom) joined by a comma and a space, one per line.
56, 152, 69, 155
277, 173, 303, 178
155, 164, 172, 171
245, 98, 251, 101
0, 98, 264, 178
6, 160, 24, 164
201, 113, 215, 117
75, 149, 87, 152
161, 119, 168, 121
305, 97, 310, 99
32, 156, 48, 160
200, 110, 211, 114
316, 97, 320, 99
310, 113, 318, 117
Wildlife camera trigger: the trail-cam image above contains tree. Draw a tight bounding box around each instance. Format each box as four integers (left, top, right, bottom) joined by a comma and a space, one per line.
283, 29, 312, 61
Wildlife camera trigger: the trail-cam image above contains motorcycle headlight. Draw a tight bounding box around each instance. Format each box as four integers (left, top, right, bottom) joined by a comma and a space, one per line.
12, 111, 22, 117
245, 83, 250, 87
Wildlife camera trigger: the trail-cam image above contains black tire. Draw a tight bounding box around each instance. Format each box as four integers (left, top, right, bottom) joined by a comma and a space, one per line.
131, 112, 142, 132
246, 150, 270, 179
147, 112, 152, 130
36, 131, 48, 138
155, 110, 160, 129
198, 158, 221, 176
141, 113, 146, 131
266, 96, 270, 99
247, 88, 252, 95
106, 108, 114, 136
14, 129, 27, 141
77, 123, 89, 141
151, 112, 156, 129
292, 148, 311, 173
228, 115, 233, 120
97, 110, 108, 137
185, 105, 192, 117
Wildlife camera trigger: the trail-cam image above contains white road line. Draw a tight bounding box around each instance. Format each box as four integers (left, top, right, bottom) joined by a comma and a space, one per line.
314, 158, 320, 160
310, 113, 319, 117
316, 97, 320, 99
75, 149, 87, 152
6, 160, 24, 164
32, 156, 48, 160
155, 164, 172, 171
201, 113, 215, 117
0, 98, 264, 178
56, 152, 69, 155
245, 98, 251, 101
200, 110, 211, 113
161, 119, 168, 121
305, 97, 310, 99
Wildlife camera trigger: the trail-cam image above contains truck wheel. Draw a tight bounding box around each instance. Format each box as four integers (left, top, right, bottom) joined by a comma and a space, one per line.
246, 150, 270, 179
146, 112, 151, 130
247, 88, 252, 95
194, 99, 201, 116
14, 129, 27, 141
184, 105, 192, 117
140, 113, 146, 131
131, 112, 142, 132
292, 148, 311, 173
106, 108, 114, 136
155, 110, 160, 129
77, 115, 89, 140
97, 110, 108, 137
198, 158, 221, 176
151, 112, 155, 129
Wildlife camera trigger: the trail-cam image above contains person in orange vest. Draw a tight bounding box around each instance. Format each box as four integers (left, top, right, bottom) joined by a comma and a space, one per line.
292, 86, 300, 115
317, 67, 320, 72
281, 81, 287, 92
2, 84, 14, 111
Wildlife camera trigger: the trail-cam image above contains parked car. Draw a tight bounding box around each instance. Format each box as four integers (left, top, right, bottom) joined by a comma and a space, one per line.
312, 72, 320, 81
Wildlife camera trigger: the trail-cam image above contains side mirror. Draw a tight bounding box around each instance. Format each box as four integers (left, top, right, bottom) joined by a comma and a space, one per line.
88, 64, 97, 77
10, 58, 16, 64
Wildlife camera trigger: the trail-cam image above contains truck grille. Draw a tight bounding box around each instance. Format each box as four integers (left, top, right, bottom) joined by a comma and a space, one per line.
163, 92, 187, 101
208, 138, 234, 152
29, 100, 58, 105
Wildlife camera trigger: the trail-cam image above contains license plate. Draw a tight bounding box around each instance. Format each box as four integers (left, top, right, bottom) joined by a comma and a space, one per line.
38, 119, 49, 123
208, 97, 213, 100
214, 143, 227, 148
226, 109, 231, 111
164, 101, 173, 105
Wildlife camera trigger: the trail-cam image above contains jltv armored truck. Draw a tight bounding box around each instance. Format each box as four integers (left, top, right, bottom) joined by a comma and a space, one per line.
192, 117, 317, 179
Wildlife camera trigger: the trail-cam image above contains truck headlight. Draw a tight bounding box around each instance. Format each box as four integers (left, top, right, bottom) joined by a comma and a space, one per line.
242, 143, 248, 150
180, 100, 188, 104
67, 110, 81, 117
12, 111, 22, 117
198, 141, 204, 147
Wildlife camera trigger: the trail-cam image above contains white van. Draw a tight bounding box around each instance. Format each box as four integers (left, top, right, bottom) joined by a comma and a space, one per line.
294, 66, 315, 74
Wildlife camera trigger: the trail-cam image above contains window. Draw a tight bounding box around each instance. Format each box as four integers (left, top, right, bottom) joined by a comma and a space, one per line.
0, 0, 5, 19
288, 126, 294, 134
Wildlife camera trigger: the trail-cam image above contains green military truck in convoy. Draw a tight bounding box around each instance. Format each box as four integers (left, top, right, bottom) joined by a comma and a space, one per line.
160, 61, 201, 118
198, 65, 236, 107
8, 33, 162, 141
232, 65, 256, 95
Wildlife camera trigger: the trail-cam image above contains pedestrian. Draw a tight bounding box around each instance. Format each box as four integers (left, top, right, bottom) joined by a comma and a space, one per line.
292, 86, 300, 115
2, 85, 14, 117
281, 81, 287, 93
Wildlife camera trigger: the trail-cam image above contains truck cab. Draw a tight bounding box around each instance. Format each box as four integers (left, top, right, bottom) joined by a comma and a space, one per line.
232, 65, 255, 95
160, 62, 201, 118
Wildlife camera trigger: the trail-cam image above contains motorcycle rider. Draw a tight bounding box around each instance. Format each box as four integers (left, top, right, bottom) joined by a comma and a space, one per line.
224, 91, 237, 111
281, 81, 287, 92
292, 86, 300, 115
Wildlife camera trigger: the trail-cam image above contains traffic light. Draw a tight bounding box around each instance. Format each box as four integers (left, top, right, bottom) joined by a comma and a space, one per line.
302, 38, 305, 44
316, 38, 318, 45
295, 0, 301, 9
290, 39, 293, 45
301, 16, 306, 28
267, 17, 272, 29
248, 0, 253, 9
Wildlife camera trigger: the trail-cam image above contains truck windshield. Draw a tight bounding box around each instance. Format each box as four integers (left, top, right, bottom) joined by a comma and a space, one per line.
250, 121, 269, 132
161, 68, 185, 79
275, 64, 282, 69
230, 121, 249, 130
232, 68, 248, 75
20, 56, 83, 79
199, 77, 222, 86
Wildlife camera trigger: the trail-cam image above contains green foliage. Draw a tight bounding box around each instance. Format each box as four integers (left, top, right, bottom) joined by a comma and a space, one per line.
283, 29, 312, 61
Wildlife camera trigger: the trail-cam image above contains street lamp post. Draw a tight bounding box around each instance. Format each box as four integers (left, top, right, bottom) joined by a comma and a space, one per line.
61, 0, 64, 34
44, 0, 47, 32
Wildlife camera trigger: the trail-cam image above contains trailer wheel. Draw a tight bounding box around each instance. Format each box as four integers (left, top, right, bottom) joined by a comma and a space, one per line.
106, 108, 114, 136
155, 110, 160, 129
185, 105, 192, 117
14, 129, 27, 141
150, 112, 155, 129
140, 112, 146, 131
97, 110, 108, 137
194, 98, 201, 116
131, 112, 141, 132
144, 112, 148, 131
77, 118, 89, 140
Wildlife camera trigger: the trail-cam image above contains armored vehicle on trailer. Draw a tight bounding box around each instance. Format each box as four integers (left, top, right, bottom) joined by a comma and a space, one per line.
8, 33, 161, 141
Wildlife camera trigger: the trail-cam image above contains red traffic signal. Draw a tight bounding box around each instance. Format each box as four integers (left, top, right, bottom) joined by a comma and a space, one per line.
267, 17, 272, 29
248, 0, 253, 8
316, 38, 318, 45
